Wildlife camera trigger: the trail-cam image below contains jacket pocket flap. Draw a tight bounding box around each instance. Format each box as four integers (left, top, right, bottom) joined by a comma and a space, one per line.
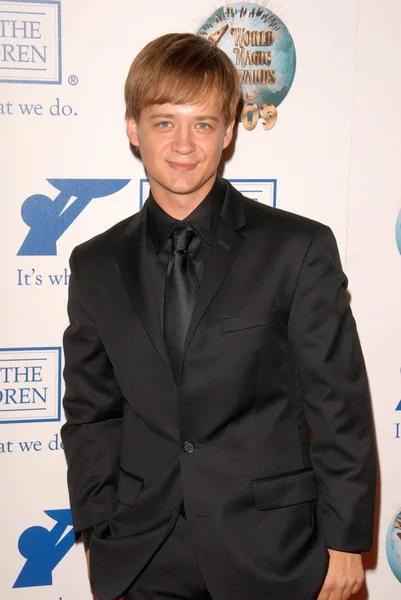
221, 308, 279, 333
252, 468, 318, 510
117, 468, 144, 507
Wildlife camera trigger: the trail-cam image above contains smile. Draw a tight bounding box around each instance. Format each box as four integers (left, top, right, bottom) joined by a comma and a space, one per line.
167, 161, 197, 171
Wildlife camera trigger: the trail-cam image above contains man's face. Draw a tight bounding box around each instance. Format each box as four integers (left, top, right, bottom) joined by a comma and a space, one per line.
126, 94, 234, 206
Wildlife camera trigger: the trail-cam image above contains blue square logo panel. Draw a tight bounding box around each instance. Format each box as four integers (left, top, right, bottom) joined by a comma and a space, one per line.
139, 178, 277, 209
0, 347, 62, 424
0, 1, 62, 84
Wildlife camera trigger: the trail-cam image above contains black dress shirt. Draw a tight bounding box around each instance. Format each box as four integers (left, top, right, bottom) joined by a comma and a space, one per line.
146, 175, 226, 328
81, 175, 226, 549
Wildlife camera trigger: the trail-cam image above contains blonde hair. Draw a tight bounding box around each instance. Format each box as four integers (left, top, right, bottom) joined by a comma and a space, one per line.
125, 33, 241, 124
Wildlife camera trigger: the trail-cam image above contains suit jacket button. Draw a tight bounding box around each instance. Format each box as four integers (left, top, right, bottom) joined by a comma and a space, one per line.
183, 441, 195, 454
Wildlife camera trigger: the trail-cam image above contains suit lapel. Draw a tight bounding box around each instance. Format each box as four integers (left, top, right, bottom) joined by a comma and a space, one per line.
182, 182, 247, 359
117, 206, 174, 381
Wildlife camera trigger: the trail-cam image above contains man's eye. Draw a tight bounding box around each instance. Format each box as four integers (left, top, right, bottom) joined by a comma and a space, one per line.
158, 121, 171, 128
197, 123, 210, 130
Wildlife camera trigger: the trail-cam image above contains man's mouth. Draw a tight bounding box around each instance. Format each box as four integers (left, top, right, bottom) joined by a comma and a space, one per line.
167, 161, 197, 171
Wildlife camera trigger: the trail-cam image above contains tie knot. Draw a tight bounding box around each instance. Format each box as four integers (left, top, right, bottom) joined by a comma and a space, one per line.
171, 223, 195, 252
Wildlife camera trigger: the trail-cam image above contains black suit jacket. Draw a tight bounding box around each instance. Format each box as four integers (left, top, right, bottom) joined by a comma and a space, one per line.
61, 180, 376, 600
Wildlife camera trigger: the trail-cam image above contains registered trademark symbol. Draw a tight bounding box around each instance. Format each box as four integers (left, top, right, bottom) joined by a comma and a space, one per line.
68, 75, 79, 86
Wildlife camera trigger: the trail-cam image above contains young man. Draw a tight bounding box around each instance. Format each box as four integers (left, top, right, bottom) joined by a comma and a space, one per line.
61, 33, 376, 600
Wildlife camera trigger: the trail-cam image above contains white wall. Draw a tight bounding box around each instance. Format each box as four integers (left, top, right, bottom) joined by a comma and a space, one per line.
1, 1, 400, 597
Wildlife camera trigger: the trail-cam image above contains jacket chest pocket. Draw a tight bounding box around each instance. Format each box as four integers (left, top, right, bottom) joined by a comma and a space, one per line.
221, 308, 279, 334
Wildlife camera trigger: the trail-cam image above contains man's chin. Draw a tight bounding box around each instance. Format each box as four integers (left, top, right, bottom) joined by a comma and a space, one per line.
152, 176, 214, 197
167, 184, 202, 196
146, 168, 219, 199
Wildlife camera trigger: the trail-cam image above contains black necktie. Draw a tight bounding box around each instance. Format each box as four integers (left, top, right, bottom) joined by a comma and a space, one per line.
163, 223, 198, 379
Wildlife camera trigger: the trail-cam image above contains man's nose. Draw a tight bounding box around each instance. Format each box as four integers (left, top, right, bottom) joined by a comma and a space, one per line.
171, 126, 196, 154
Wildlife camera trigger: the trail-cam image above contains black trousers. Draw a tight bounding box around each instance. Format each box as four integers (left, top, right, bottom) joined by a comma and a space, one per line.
124, 514, 213, 599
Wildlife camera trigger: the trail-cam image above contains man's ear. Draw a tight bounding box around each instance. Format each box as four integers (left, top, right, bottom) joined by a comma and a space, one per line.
126, 116, 139, 147
223, 119, 235, 149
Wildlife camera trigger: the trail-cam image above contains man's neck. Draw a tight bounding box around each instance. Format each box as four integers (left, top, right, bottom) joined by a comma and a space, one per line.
149, 174, 217, 220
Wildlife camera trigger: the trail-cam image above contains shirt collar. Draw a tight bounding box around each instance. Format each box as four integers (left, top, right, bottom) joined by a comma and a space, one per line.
147, 175, 226, 256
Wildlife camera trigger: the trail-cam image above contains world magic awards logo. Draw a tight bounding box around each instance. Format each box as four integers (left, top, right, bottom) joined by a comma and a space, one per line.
196, 2, 296, 131
387, 510, 401, 584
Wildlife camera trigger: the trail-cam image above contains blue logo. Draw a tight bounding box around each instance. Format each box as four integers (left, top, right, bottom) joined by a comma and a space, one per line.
18, 179, 131, 256
139, 178, 277, 209
0, 347, 61, 424
14, 509, 76, 588
386, 510, 401, 583
0, 0, 62, 84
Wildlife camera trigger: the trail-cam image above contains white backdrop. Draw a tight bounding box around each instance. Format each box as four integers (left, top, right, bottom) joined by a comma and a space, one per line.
1, 1, 400, 598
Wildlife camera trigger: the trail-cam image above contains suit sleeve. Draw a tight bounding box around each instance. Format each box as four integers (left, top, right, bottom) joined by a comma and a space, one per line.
61, 248, 124, 534
287, 225, 377, 552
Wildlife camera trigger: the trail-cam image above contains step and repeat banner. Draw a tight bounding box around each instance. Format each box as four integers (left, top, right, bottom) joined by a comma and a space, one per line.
1, 0, 400, 598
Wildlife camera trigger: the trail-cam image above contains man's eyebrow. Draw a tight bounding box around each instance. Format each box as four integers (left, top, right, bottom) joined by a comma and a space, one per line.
195, 115, 220, 122
149, 113, 220, 122
149, 113, 175, 119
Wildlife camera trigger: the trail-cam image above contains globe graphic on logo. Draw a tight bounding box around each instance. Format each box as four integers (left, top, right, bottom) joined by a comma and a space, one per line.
196, 2, 296, 111
396, 209, 401, 255
386, 510, 401, 583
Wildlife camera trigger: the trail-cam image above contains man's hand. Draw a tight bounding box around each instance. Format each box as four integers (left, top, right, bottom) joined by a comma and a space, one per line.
317, 549, 364, 600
